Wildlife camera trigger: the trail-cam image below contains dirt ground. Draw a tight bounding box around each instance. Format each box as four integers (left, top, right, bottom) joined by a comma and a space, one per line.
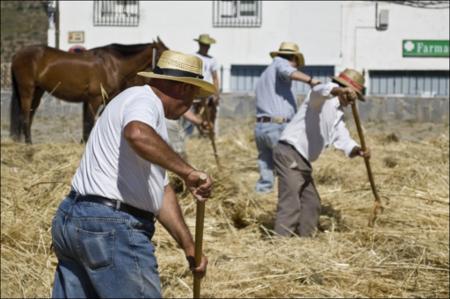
1, 114, 449, 298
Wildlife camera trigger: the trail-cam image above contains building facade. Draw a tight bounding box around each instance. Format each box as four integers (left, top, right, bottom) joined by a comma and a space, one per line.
48, 0, 449, 96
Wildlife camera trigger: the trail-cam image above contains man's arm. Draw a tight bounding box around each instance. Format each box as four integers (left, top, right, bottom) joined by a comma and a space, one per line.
157, 185, 208, 277
124, 121, 212, 200
183, 109, 210, 130
349, 146, 371, 159
125, 121, 192, 177
290, 71, 321, 86
183, 109, 203, 126
211, 70, 220, 106
330, 86, 358, 107
332, 118, 370, 159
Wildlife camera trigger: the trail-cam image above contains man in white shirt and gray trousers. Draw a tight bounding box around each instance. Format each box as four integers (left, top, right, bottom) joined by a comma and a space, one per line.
273, 69, 371, 237
51, 51, 215, 298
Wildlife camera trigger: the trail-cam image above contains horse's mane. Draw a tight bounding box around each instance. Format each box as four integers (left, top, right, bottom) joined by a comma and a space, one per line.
108, 43, 153, 55
89, 39, 167, 58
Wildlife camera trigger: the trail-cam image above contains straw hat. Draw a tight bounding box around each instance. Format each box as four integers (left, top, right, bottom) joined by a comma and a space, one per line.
194, 34, 216, 45
270, 41, 305, 67
332, 68, 366, 101
137, 50, 216, 97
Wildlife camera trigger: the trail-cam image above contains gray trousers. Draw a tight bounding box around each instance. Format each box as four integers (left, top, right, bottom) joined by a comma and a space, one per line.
273, 142, 321, 237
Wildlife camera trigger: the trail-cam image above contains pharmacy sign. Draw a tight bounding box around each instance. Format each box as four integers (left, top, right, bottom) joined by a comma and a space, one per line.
403, 40, 449, 57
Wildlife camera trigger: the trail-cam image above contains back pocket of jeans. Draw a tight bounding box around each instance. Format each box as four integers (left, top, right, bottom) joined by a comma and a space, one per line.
77, 227, 115, 270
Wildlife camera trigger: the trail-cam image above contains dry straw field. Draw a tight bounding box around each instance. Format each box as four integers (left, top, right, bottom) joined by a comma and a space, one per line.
1, 117, 449, 298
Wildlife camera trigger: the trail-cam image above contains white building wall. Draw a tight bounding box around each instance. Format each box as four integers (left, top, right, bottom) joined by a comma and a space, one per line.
55, 1, 449, 92
341, 1, 449, 71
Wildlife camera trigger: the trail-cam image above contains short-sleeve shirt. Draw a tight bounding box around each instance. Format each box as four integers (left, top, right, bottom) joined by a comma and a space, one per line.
71, 85, 169, 215
195, 53, 219, 84
279, 82, 359, 162
255, 57, 298, 120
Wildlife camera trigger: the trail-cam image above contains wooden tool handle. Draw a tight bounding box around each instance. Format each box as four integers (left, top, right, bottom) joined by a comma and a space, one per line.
351, 102, 383, 227
193, 173, 207, 298
193, 201, 205, 298
202, 101, 221, 169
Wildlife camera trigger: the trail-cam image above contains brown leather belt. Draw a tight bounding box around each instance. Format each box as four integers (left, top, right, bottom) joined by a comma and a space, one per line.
69, 190, 154, 220
256, 116, 288, 124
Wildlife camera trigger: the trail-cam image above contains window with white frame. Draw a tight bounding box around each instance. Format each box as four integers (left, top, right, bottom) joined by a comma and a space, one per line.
213, 0, 262, 27
93, 0, 139, 27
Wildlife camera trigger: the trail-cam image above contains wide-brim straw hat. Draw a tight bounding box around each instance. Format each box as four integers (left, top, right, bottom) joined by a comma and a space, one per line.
137, 50, 216, 97
194, 34, 216, 45
332, 68, 366, 101
270, 41, 305, 67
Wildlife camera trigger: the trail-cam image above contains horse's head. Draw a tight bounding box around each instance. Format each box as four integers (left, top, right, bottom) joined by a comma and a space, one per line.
152, 36, 169, 68
119, 38, 165, 89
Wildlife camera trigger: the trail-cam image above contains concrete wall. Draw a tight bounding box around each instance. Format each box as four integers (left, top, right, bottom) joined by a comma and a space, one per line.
1, 1, 48, 63
341, 2, 449, 72
1, 91, 448, 127
1, 1, 48, 89
218, 93, 449, 124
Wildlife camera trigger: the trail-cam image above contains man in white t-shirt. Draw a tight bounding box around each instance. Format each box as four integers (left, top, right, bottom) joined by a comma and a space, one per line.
194, 34, 220, 95
183, 34, 221, 136
51, 50, 216, 298
273, 69, 370, 237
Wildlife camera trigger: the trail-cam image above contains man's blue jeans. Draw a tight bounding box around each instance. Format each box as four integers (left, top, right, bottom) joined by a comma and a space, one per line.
51, 195, 161, 298
254, 122, 287, 193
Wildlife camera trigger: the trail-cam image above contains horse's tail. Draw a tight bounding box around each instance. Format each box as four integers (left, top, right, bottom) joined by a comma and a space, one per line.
9, 68, 22, 141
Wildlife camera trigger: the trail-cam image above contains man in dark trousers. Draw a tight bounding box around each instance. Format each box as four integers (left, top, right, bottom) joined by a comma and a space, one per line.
273, 68, 370, 237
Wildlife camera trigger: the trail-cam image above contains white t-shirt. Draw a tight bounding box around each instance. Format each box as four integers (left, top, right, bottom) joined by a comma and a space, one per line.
72, 85, 169, 215
195, 53, 219, 84
280, 82, 359, 162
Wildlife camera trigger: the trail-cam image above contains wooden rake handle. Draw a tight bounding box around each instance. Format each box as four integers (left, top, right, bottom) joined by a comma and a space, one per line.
351, 102, 383, 227
193, 200, 205, 298
193, 173, 207, 298
201, 99, 221, 169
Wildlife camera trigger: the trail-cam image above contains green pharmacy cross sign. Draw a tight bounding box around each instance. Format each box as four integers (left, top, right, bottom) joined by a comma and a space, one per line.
403, 40, 449, 57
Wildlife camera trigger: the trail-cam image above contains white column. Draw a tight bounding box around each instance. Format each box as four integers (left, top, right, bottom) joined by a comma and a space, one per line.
47, 1, 57, 47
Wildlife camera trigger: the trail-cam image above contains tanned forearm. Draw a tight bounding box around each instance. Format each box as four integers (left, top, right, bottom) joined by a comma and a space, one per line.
183, 109, 202, 125
124, 121, 194, 179
290, 71, 313, 83
157, 185, 195, 257
212, 71, 220, 96
331, 87, 343, 97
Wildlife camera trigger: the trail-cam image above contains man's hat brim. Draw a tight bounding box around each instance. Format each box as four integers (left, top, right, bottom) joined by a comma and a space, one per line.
138, 71, 216, 98
270, 51, 305, 67
194, 38, 216, 45
331, 76, 365, 101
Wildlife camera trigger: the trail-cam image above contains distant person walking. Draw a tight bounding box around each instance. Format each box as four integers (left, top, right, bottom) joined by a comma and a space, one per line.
254, 42, 320, 193
184, 34, 221, 135
273, 69, 370, 237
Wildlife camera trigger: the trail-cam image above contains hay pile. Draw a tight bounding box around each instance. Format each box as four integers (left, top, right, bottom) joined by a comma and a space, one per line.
1, 119, 449, 298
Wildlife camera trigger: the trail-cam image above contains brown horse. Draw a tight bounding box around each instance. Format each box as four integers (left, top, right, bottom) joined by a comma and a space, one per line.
10, 37, 168, 143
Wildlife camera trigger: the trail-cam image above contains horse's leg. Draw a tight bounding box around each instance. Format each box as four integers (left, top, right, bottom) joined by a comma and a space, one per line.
18, 85, 35, 144
28, 87, 44, 132
10, 70, 23, 141
82, 98, 102, 143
